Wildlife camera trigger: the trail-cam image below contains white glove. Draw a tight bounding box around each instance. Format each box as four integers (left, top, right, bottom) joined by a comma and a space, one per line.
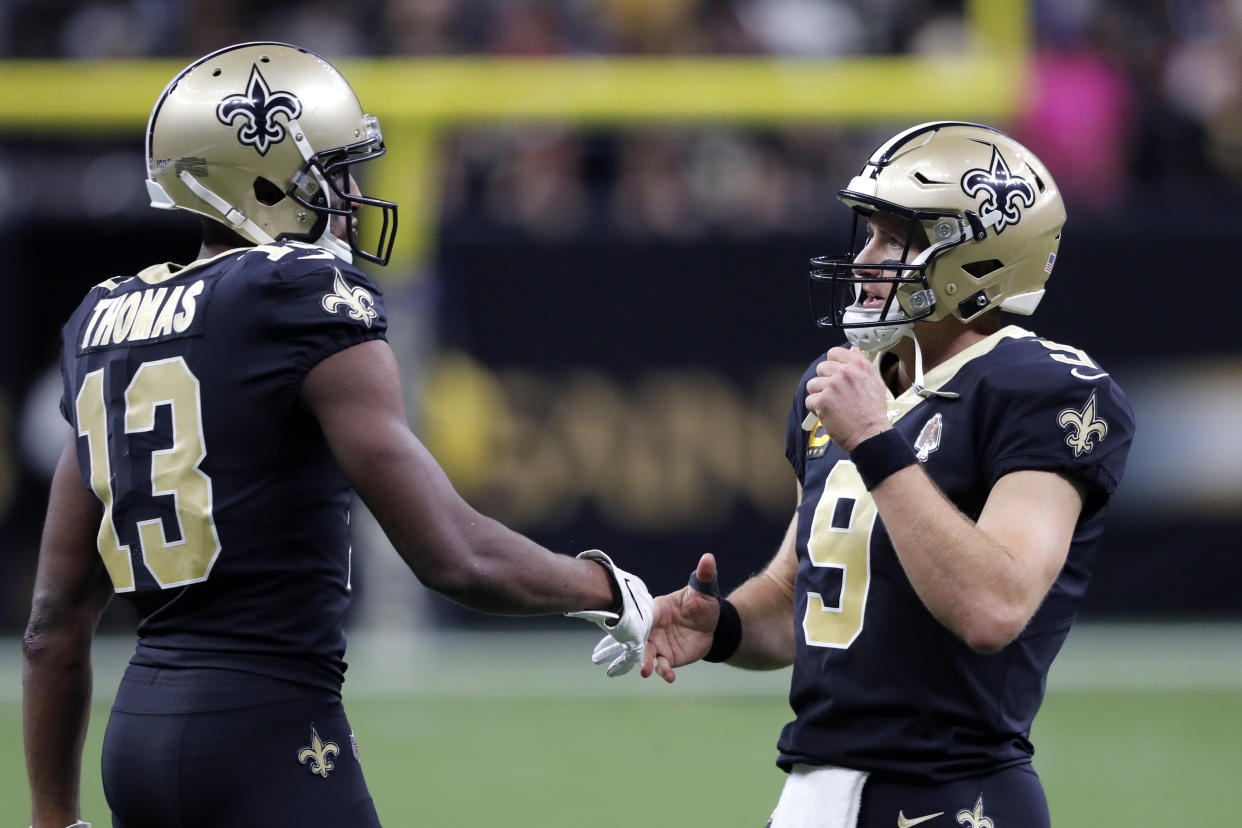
565, 549, 653, 677
28, 822, 90, 828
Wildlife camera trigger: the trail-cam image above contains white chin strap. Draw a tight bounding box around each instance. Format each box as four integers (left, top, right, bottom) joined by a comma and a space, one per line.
906, 332, 960, 399
168, 172, 275, 245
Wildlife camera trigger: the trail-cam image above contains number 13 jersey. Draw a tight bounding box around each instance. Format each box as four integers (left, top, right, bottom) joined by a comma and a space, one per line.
778, 326, 1134, 782
58, 242, 387, 694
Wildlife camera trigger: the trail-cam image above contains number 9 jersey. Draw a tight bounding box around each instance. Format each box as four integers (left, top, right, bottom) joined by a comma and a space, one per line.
779, 326, 1134, 783
58, 242, 387, 693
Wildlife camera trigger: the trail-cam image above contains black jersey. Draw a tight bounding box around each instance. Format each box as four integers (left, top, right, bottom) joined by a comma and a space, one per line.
59, 242, 387, 693
778, 326, 1134, 782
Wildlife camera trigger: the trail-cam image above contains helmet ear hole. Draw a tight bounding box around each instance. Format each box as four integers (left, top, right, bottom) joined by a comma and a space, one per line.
1026, 165, 1047, 193
253, 177, 286, 206
962, 259, 1003, 279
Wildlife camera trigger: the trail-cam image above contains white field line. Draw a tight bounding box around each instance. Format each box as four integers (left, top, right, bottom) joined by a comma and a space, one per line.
2, 622, 1240, 704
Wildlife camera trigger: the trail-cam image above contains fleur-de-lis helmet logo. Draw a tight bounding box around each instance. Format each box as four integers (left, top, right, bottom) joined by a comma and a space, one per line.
217, 64, 303, 156
960, 146, 1036, 234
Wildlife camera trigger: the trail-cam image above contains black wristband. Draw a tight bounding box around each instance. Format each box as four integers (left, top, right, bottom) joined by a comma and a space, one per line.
704, 597, 742, 663
850, 429, 917, 490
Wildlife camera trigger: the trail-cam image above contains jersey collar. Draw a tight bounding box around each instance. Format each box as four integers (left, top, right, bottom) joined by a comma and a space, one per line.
877, 325, 1034, 422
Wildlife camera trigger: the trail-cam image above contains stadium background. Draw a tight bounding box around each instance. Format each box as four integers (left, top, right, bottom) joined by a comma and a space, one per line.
0, 0, 1239, 824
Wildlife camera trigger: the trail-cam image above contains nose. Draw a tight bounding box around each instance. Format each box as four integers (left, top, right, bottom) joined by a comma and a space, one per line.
852, 236, 886, 276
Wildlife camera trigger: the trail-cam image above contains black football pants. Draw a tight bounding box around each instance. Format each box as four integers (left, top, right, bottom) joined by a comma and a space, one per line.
102, 665, 382, 828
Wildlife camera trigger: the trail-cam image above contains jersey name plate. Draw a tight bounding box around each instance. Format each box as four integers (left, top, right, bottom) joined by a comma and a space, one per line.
77, 277, 215, 355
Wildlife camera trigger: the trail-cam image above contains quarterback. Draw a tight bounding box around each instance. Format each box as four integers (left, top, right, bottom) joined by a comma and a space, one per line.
23, 42, 651, 828
634, 122, 1134, 827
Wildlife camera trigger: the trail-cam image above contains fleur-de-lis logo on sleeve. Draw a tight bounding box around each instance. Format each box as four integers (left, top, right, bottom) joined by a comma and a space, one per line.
321, 268, 378, 327
1057, 390, 1109, 458
217, 65, 303, 156
961, 146, 1036, 233
297, 726, 340, 778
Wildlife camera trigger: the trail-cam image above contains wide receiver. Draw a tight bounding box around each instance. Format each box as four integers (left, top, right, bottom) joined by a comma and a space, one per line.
24, 42, 650, 828
632, 122, 1134, 827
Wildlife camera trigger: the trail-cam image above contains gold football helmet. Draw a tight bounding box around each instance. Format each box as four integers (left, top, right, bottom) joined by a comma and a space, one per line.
146, 42, 397, 265
809, 122, 1065, 350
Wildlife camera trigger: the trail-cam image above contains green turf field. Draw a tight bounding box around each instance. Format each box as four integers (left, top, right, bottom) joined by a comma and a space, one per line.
4, 626, 1237, 826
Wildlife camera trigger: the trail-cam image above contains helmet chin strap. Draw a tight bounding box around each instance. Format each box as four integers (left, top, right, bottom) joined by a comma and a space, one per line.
175, 171, 275, 245
907, 331, 960, 400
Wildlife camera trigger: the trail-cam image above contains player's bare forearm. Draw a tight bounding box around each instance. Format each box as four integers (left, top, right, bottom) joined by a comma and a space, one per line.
430, 542, 618, 617
344, 424, 616, 615
725, 499, 799, 668
727, 568, 797, 668
399, 508, 618, 616
25, 439, 112, 827
24, 620, 94, 828
304, 341, 618, 616
870, 464, 1081, 653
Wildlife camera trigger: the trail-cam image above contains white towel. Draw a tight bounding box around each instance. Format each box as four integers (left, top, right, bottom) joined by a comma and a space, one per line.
767, 764, 867, 828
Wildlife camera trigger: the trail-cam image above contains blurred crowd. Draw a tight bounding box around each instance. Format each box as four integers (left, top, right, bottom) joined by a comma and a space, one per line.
2, 0, 965, 59
1, 0, 1240, 237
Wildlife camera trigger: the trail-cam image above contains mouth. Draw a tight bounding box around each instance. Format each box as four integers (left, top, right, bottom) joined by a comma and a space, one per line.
858, 283, 890, 310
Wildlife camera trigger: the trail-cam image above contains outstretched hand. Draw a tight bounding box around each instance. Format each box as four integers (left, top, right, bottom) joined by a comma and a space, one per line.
567, 550, 654, 677
640, 553, 724, 683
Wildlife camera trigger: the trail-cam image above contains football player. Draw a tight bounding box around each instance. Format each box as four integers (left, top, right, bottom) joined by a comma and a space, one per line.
631, 122, 1134, 827
23, 42, 651, 828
